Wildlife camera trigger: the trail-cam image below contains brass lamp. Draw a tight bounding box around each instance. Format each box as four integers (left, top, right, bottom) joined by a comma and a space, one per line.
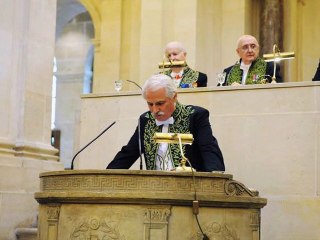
158, 59, 187, 73
153, 132, 194, 172
263, 44, 295, 84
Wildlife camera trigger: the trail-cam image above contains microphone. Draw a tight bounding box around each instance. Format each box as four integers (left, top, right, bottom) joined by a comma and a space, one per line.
70, 121, 116, 170
126, 79, 142, 90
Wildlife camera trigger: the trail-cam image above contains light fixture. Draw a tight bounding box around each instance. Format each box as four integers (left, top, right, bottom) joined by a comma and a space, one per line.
153, 132, 194, 172
263, 44, 295, 83
158, 58, 187, 74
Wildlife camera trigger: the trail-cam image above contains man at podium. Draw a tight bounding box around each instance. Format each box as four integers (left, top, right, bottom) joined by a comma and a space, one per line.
107, 74, 224, 172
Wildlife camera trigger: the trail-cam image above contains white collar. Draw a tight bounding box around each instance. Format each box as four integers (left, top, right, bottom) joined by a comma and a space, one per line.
171, 70, 184, 78
155, 117, 174, 126
240, 61, 251, 71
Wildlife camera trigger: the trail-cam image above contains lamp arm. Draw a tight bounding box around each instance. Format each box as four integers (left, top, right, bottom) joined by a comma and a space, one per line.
272, 60, 277, 82
153, 132, 194, 172
271, 44, 278, 84
177, 134, 189, 171
177, 134, 186, 160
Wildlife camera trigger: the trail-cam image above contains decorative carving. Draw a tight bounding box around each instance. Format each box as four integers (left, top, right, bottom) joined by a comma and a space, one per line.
144, 207, 171, 240
225, 180, 258, 197
250, 210, 261, 239
250, 210, 260, 234
250, 211, 260, 226
42, 175, 225, 194
70, 218, 126, 240
46, 205, 61, 240
222, 224, 240, 240
144, 207, 171, 222
190, 222, 239, 240
47, 205, 60, 220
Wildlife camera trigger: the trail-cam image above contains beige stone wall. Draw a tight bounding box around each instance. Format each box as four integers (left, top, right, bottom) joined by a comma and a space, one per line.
77, 82, 320, 239
283, 0, 320, 82
54, 12, 94, 168
80, 0, 253, 92
79, 0, 320, 93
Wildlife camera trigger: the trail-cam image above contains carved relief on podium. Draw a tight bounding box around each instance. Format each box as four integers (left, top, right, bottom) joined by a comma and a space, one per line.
70, 217, 126, 240
46, 204, 61, 240
144, 207, 171, 240
190, 221, 240, 240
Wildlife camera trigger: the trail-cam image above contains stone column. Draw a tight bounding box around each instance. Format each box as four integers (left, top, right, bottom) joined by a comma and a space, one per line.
259, 0, 284, 54
0, 1, 60, 161
0, 0, 63, 239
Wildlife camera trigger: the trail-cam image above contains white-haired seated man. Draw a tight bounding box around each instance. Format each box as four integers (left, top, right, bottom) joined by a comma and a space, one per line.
162, 41, 207, 88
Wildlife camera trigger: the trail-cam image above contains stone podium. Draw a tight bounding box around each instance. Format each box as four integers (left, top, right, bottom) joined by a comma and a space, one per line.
35, 170, 267, 240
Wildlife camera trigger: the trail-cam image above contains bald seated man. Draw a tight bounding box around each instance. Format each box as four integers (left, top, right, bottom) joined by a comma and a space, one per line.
107, 74, 224, 172
222, 35, 281, 86
163, 41, 207, 88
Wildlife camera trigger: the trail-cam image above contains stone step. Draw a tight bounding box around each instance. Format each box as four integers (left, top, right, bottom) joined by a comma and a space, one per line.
15, 228, 38, 240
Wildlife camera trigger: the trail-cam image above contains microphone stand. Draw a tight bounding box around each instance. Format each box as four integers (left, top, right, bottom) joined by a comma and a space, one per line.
138, 118, 143, 170
126, 80, 142, 90
70, 121, 116, 170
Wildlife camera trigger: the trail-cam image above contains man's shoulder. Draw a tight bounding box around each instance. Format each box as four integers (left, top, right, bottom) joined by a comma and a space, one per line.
265, 61, 274, 68
140, 111, 152, 120
223, 65, 234, 73
186, 66, 206, 76
185, 104, 208, 113
198, 71, 207, 78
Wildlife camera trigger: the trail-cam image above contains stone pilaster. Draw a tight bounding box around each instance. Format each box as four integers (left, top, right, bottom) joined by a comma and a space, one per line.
0, 0, 63, 239
259, 0, 284, 54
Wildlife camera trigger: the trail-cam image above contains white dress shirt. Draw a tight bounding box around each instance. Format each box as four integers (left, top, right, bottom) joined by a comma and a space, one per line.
155, 117, 175, 171
240, 62, 252, 84
170, 70, 183, 87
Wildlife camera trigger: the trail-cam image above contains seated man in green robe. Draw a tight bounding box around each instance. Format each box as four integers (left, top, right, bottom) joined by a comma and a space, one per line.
222, 35, 282, 86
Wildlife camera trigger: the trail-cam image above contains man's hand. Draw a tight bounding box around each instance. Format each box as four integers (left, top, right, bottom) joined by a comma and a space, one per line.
231, 82, 241, 86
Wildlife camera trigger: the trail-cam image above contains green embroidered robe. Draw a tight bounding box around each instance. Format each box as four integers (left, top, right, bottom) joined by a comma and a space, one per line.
226, 57, 268, 85
143, 102, 194, 170
164, 66, 200, 87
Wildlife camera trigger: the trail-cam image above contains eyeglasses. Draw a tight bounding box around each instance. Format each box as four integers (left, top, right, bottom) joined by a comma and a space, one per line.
240, 44, 258, 52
